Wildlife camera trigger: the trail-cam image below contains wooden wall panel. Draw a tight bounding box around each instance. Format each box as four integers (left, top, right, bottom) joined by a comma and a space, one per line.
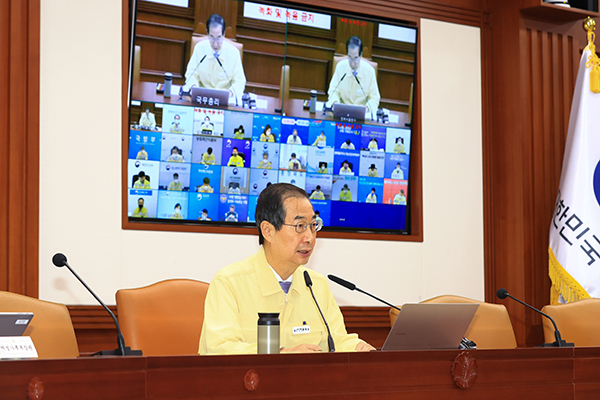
136, 35, 187, 81
487, 0, 590, 346
0, 0, 40, 297
5, 0, 593, 350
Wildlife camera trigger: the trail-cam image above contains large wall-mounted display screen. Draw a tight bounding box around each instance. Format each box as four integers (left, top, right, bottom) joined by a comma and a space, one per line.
127, 0, 417, 234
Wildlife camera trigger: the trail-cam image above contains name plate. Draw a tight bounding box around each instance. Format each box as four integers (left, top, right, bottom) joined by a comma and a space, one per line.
0, 336, 38, 359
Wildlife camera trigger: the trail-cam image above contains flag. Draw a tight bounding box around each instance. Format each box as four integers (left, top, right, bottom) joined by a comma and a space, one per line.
549, 29, 600, 304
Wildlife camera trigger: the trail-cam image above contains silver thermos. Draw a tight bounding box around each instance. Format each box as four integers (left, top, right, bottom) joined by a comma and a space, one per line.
309, 90, 317, 113
164, 72, 173, 98
257, 312, 280, 354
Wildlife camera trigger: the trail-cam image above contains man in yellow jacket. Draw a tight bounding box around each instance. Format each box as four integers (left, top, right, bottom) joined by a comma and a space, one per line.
199, 183, 374, 354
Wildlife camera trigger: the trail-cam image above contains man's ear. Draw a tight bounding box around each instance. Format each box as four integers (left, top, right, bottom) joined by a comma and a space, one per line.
260, 220, 274, 244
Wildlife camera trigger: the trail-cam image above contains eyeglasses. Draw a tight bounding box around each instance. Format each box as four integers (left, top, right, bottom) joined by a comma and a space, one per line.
282, 219, 323, 234
208, 36, 224, 43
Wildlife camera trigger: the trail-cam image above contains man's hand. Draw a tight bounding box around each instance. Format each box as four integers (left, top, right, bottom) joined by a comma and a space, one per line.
355, 341, 376, 352
280, 344, 323, 353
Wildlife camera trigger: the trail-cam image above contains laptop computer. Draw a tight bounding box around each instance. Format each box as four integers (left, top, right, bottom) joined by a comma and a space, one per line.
382, 303, 478, 351
0, 312, 34, 337
332, 103, 366, 122
190, 87, 230, 108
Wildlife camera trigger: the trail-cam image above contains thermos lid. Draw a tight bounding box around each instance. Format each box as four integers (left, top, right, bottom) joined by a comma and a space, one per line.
258, 312, 280, 325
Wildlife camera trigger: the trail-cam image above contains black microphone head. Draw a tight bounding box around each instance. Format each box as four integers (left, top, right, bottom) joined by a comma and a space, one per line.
303, 270, 313, 288
327, 275, 356, 291
496, 288, 509, 299
52, 253, 67, 267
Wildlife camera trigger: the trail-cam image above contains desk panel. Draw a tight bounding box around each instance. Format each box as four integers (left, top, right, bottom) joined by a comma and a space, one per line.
0, 348, 583, 399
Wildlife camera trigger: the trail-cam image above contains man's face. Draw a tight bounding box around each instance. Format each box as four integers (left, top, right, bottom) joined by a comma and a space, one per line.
138, 199, 144, 207
230, 205, 235, 212
348, 46, 361, 71
174, 116, 180, 124
268, 197, 317, 269
232, 148, 238, 156
172, 148, 178, 155
208, 24, 224, 53
139, 175, 146, 182
292, 129, 298, 137
263, 153, 268, 160
343, 162, 348, 168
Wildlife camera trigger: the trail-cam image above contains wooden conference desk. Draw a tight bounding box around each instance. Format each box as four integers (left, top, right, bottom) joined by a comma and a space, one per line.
131, 82, 410, 128
2, 347, 600, 399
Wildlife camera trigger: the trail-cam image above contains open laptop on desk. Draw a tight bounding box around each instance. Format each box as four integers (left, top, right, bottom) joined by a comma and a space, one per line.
382, 303, 478, 351
0, 312, 33, 336
190, 87, 230, 108
332, 103, 366, 122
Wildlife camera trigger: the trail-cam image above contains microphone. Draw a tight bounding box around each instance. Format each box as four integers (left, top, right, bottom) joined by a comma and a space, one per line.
496, 288, 573, 347
181, 54, 207, 97
328, 275, 400, 311
215, 55, 238, 107
326, 73, 347, 112
353, 75, 374, 121
304, 271, 335, 352
52, 253, 142, 356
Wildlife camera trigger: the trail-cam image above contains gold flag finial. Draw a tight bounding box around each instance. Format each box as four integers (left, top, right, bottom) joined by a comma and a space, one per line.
583, 17, 596, 32
584, 17, 599, 93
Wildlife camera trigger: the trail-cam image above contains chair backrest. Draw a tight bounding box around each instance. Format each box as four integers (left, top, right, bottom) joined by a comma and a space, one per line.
541, 299, 600, 346
331, 56, 378, 79
0, 291, 79, 359
116, 279, 209, 356
190, 35, 243, 62
389, 295, 517, 349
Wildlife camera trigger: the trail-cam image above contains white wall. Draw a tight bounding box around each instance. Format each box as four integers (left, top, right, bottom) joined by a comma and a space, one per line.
39, 2, 484, 307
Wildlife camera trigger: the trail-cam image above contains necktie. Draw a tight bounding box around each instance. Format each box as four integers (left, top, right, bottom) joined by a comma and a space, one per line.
279, 281, 291, 294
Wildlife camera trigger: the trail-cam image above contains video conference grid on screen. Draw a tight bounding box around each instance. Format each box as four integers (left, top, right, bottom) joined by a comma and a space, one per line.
128, 105, 410, 232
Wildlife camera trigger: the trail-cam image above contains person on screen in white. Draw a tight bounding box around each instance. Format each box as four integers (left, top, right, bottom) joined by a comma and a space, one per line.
228, 182, 241, 195
340, 139, 355, 150
227, 147, 244, 167
393, 189, 407, 205
391, 162, 404, 179
168, 173, 183, 191
368, 138, 378, 151
258, 152, 272, 169
167, 146, 185, 162
170, 114, 184, 134
312, 131, 327, 147
339, 184, 352, 202
287, 129, 302, 145
309, 185, 325, 200
200, 116, 214, 135
184, 14, 246, 100
199, 183, 375, 354
170, 203, 184, 219
367, 164, 378, 177
339, 161, 353, 175
131, 198, 148, 218
201, 147, 216, 165
393, 137, 406, 154
136, 146, 148, 160
327, 36, 380, 113
197, 177, 214, 193
366, 188, 377, 204
198, 209, 212, 221
288, 153, 302, 171
139, 107, 157, 130
133, 171, 151, 189
224, 204, 238, 222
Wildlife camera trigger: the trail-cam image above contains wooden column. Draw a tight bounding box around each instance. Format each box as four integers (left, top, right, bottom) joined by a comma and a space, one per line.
0, 0, 40, 297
